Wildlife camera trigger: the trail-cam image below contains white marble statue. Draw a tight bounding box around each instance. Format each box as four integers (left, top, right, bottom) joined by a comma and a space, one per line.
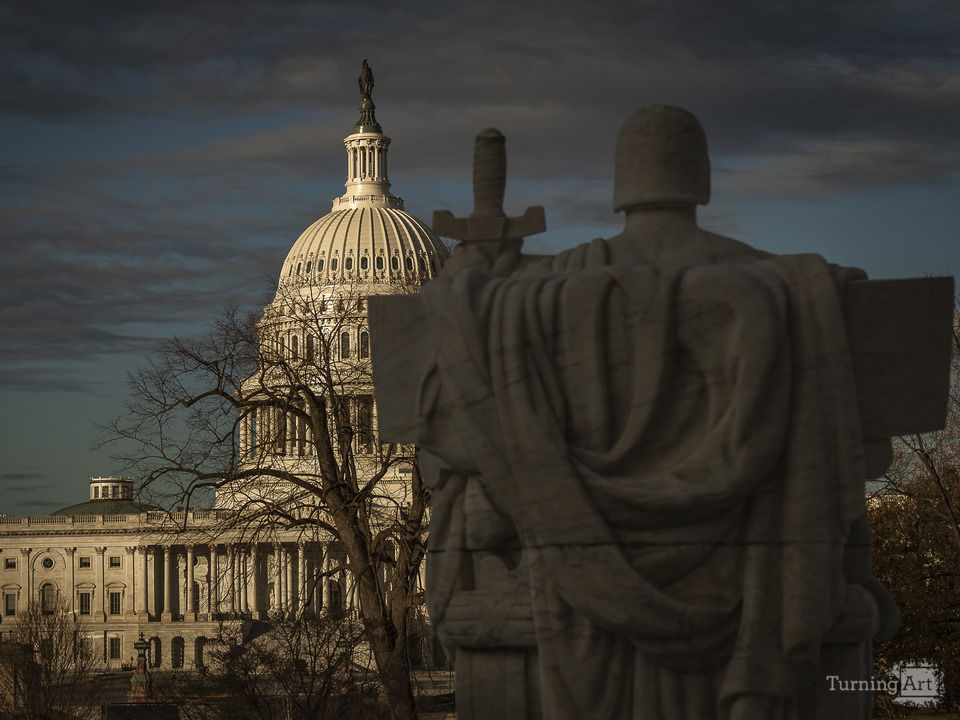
370, 106, 952, 720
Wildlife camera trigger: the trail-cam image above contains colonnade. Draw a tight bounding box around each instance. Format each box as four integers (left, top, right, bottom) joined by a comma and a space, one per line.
238, 407, 314, 457
146, 541, 348, 621
8, 542, 361, 623
348, 139, 389, 184
237, 395, 376, 459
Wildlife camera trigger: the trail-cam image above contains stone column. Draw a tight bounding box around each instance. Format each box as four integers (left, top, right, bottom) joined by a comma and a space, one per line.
162, 546, 173, 621
249, 547, 260, 617
124, 546, 136, 615
229, 546, 237, 614
19, 548, 31, 610
137, 547, 149, 617
185, 545, 195, 621
322, 547, 331, 611
297, 543, 306, 614
287, 412, 295, 456
152, 547, 162, 617
65, 548, 76, 615
240, 548, 249, 614
95, 547, 107, 620
273, 544, 283, 613
280, 545, 288, 611
211, 545, 220, 615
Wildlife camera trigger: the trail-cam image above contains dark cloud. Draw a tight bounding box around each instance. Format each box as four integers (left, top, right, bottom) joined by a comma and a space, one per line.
0, 473, 46, 481
0, 367, 99, 393
1, 0, 959, 512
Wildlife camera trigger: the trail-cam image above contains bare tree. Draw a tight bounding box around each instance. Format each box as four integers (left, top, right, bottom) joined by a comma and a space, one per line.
0, 599, 100, 719
159, 612, 379, 720
869, 310, 960, 709
104, 275, 431, 720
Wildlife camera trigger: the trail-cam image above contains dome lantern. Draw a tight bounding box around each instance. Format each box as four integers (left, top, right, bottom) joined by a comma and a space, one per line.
336, 60, 400, 211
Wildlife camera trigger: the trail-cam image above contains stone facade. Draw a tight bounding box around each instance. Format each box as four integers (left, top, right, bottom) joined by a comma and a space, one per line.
0, 500, 358, 669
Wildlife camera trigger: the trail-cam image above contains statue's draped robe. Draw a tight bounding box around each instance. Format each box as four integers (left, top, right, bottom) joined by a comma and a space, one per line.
417, 243, 872, 719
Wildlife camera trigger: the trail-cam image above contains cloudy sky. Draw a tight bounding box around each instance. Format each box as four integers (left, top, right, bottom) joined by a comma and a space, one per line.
1, 0, 958, 514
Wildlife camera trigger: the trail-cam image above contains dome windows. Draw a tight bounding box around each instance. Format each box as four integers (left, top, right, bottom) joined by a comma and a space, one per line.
345, 256, 353, 271
376, 256, 384, 271
296, 262, 302, 275
318, 258, 325, 272
391, 256, 399, 271
405, 256, 414, 271
360, 256, 369, 270
331, 257, 339, 271
306, 260, 312, 274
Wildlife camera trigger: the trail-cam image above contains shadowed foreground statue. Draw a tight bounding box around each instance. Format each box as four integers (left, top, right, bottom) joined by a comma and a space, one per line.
369, 107, 953, 719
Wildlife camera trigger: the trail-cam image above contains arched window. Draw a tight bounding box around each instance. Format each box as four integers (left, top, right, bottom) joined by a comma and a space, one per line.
306, 335, 315, 362
360, 256, 369, 270
296, 262, 301, 275
405, 256, 413, 271
391, 255, 399, 271
41, 583, 56, 615
318, 258, 325, 272
171, 637, 185, 669
376, 256, 384, 271
418, 256, 425, 271
340, 331, 350, 359
356, 395, 373, 453
331, 257, 339, 271
345, 256, 353, 271
279, 337, 286, 358
359, 331, 370, 359
306, 260, 312, 274
330, 582, 344, 614
150, 637, 162, 668
291, 335, 299, 361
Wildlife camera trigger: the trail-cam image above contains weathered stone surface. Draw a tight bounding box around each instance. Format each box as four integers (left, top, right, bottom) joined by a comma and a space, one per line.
370, 107, 953, 720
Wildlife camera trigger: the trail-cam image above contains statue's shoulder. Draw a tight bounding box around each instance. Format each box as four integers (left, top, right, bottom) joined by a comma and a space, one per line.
519, 238, 612, 275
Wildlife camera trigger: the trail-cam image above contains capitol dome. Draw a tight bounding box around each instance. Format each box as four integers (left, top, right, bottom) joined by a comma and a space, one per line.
277, 82, 447, 291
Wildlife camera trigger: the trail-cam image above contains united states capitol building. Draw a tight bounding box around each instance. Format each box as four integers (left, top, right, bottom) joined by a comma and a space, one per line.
0, 77, 447, 671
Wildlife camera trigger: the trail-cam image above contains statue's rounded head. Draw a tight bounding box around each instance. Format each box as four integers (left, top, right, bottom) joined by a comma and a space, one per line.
613, 105, 710, 212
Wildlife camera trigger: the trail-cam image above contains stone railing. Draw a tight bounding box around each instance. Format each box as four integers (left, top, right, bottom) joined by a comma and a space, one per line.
0, 509, 239, 528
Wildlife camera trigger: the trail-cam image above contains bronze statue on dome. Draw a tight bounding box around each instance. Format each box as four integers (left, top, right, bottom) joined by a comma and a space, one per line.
359, 59, 374, 99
